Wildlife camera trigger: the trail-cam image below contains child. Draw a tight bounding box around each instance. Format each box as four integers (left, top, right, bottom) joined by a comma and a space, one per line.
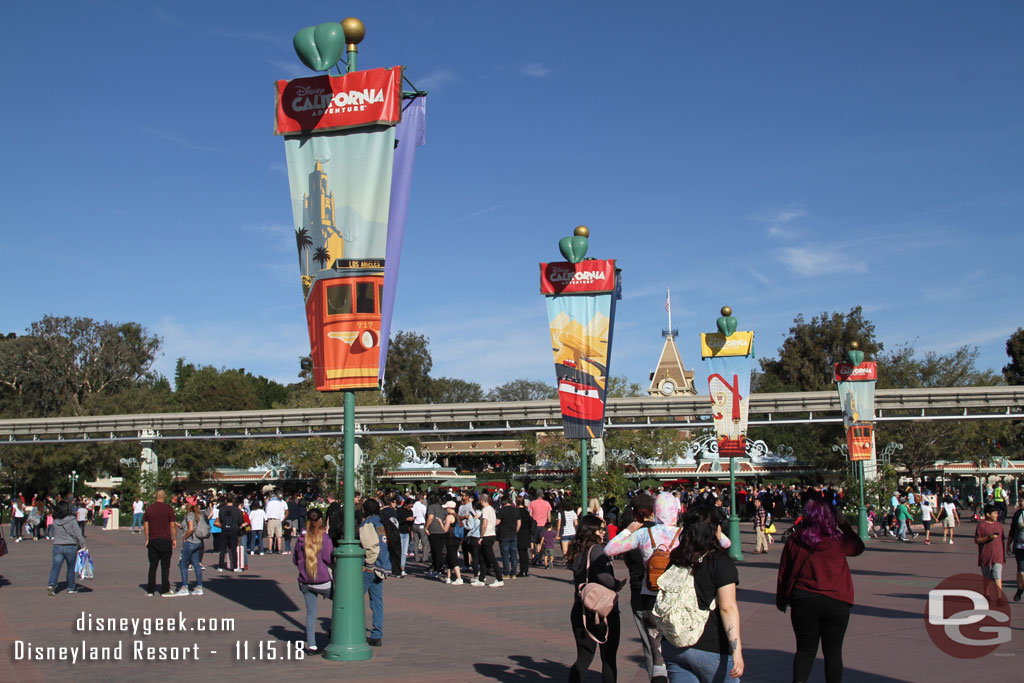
975, 504, 1006, 605
541, 522, 556, 569
605, 515, 619, 541
283, 521, 293, 552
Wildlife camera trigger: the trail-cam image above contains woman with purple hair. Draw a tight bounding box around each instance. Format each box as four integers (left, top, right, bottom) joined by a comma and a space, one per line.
776, 496, 864, 683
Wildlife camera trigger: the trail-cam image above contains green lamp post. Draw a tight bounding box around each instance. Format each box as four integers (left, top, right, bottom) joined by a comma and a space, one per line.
699, 306, 754, 562
849, 342, 871, 544
320, 17, 373, 664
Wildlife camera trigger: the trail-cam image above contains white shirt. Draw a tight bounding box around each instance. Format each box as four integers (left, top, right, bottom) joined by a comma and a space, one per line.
941, 502, 957, 520
133, 501, 144, 514
265, 497, 287, 520
248, 508, 266, 531
920, 501, 932, 521
481, 506, 497, 537
412, 501, 427, 525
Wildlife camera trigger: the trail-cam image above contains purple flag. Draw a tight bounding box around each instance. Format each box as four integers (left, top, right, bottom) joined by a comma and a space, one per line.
379, 96, 427, 377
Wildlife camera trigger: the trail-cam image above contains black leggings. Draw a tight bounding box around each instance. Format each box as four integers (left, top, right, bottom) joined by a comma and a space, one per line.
790, 591, 851, 683
428, 534, 447, 573
462, 536, 479, 573
446, 534, 462, 570
569, 600, 619, 683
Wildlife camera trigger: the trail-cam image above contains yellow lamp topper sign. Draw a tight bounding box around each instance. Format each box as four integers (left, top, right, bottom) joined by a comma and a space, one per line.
700, 331, 754, 358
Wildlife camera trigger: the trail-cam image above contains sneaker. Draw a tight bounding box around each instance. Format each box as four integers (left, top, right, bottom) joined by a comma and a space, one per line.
451, 578, 464, 586
171, 587, 191, 597
925, 540, 930, 545
367, 638, 382, 647
400, 571, 408, 577
470, 580, 486, 586
160, 591, 175, 597
489, 580, 504, 588
192, 587, 204, 596
912, 533, 920, 538
444, 576, 451, 584
47, 585, 56, 597
66, 589, 78, 594
146, 592, 155, 597
216, 567, 224, 572
232, 568, 243, 573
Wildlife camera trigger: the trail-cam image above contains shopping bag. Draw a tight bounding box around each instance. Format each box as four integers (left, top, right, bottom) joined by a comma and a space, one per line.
76, 549, 94, 580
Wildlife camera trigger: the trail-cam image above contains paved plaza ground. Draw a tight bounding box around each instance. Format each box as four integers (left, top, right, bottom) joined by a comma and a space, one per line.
1, 521, 1021, 682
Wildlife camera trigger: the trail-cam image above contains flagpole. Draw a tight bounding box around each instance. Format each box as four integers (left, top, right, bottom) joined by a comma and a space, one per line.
666, 287, 672, 336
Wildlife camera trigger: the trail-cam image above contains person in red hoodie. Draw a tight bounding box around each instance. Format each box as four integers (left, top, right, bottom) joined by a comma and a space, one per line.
776, 495, 864, 683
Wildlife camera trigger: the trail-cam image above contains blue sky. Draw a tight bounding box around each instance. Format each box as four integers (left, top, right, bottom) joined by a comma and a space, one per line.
2, 1, 1022, 393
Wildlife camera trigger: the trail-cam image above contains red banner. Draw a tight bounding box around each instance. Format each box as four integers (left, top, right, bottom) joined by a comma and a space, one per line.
834, 361, 877, 382
274, 67, 403, 135
540, 260, 617, 295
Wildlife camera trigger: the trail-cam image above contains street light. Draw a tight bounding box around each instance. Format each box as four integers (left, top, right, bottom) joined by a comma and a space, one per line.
68, 470, 80, 496
324, 454, 341, 490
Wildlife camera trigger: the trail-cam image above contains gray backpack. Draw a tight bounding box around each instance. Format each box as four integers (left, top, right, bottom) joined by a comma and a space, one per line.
195, 513, 212, 540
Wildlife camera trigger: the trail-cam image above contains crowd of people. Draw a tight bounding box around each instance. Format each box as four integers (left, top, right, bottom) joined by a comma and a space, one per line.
3, 477, 1021, 681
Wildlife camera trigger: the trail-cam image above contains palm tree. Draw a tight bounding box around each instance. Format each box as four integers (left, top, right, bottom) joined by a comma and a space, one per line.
313, 246, 331, 270
295, 227, 312, 275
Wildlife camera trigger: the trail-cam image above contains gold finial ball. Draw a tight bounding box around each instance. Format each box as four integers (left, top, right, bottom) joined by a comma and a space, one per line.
574, 225, 589, 237
721, 306, 732, 317
341, 17, 365, 45
850, 341, 860, 350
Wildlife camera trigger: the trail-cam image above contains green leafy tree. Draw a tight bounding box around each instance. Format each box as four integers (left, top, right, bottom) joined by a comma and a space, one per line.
756, 306, 881, 392
605, 376, 644, 398
312, 246, 330, 270
295, 228, 312, 274
430, 377, 484, 403
1002, 328, 1024, 385
382, 331, 434, 405
0, 316, 160, 417
485, 379, 556, 402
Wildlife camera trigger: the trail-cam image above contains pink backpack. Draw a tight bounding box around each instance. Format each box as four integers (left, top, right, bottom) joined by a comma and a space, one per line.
577, 546, 619, 643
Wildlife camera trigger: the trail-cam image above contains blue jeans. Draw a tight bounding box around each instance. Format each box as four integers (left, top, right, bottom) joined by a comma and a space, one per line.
49, 545, 78, 591
661, 642, 737, 683
363, 570, 383, 640
299, 582, 330, 648
898, 519, 909, 541
132, 513, 144, 531
249, 529, 263, 553
179, 540, 203, 588
399, 533, 410, 570
499, 537, 518, 577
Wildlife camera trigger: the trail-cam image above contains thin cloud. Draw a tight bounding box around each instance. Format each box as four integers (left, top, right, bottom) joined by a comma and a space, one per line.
750, 204, 806, 239
520, 62, 551, 78
742, 262, 773, 286
139, 126, 224, 154
417, 68, 459, 92
427, 204, 504, 233
777, 244, 867, 277
267, 58, 310, 80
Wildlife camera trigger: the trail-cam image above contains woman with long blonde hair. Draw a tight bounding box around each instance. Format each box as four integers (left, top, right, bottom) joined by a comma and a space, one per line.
291, 508, 333, 652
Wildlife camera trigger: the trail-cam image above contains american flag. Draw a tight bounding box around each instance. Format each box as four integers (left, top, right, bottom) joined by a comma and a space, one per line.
665, 288, 671, 312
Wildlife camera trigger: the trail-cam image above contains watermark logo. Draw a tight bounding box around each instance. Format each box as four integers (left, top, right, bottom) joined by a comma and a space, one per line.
926, 573, 1011, 659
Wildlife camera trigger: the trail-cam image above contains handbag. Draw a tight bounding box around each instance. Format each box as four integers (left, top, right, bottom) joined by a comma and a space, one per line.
577, 546, 619, 643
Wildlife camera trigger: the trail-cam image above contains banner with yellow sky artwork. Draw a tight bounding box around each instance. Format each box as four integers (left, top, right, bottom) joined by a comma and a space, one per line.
541, 259, 621, 439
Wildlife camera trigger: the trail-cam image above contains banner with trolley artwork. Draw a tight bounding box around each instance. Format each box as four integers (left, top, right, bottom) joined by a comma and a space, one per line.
541, 258, 621, 440
835, 361, 877, 462
277, 66, 416, 391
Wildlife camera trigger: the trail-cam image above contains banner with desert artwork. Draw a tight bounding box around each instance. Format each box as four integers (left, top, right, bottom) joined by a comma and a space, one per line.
543, 264, 620, 439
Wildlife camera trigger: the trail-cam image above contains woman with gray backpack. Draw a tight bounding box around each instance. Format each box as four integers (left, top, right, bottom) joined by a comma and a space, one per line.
172, 502, 208, 596
652, 505, 744, 682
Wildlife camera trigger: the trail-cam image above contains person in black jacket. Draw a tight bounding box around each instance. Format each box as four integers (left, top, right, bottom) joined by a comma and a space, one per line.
516, 496, 534, 577
217, 496, 244, 572
566, 514, 624, 683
